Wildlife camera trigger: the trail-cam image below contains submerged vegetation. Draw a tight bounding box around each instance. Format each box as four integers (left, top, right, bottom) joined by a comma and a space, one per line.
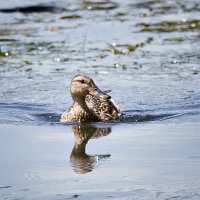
81, 0, 118, 10
60, 14, 81, 19
108, 37, 154, 55
136, 19, 200, 32
0, 0, 199, 78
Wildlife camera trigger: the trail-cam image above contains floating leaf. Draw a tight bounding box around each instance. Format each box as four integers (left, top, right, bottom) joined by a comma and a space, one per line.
114, 63, 126, 70
55, 68, 65, 71
146, 37, 154, 43
60, 15, 81, 19
23, 60, 32, 65
82, 0, 118, 10
0, 51, 10, 57
108, 46, 126, 55
136, 19, 200, 32
115, 12, 127, 17
164, 37, 184, 43
127, 45, 137, 52
0, 38, 16, 42
108, 37, 152, 55
62, 58, 70, 62
98, 54, 108, 59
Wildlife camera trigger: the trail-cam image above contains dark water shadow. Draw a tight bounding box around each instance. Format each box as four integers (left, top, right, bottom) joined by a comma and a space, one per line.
70, 124, 111, 174
0, 3, 65, 13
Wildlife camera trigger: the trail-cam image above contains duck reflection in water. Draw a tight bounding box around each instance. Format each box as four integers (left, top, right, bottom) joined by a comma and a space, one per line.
70, 124, 111, 174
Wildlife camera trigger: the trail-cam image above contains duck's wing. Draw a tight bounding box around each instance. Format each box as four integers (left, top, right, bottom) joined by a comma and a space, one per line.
85, 95, 122, 121
60, 105, 74, 123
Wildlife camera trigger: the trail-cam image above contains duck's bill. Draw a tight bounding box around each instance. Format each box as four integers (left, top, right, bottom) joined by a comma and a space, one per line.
89, 83, 111, 99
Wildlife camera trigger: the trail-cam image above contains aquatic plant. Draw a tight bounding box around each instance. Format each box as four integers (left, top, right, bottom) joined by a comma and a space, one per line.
81, 0, 118, 10
60, 15, 81, 19
136, 19, 200, 32
108, 37, 154, 55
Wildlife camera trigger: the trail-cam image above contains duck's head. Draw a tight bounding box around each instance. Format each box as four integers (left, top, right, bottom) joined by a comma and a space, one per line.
70, 75, 110, 100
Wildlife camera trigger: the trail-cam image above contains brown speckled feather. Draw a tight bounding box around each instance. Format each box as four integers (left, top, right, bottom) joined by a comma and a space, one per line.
60, 102, 98, 122
86, 95, 122, 121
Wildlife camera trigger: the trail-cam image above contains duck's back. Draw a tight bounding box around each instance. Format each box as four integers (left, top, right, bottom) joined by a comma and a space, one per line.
85, 95, 122, 121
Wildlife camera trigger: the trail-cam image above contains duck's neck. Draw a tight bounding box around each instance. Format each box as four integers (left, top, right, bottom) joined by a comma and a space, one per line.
73, 96, 89, 111
71, 96, 97, 122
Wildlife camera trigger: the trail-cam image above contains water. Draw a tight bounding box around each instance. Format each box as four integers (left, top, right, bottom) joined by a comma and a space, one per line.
1, 123, 200, 199
0, 0, 200, 199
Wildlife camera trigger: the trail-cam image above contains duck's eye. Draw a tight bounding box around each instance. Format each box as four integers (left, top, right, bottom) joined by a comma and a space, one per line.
80, 79, 85, 84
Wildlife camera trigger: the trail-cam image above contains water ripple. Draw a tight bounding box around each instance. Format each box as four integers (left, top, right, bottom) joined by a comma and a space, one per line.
123, 103, 200, 123
0, 101, 200, 125
0, 101, 61, 126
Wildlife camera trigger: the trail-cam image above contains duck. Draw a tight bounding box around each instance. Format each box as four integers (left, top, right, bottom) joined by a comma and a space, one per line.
60, 74, 122, 123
